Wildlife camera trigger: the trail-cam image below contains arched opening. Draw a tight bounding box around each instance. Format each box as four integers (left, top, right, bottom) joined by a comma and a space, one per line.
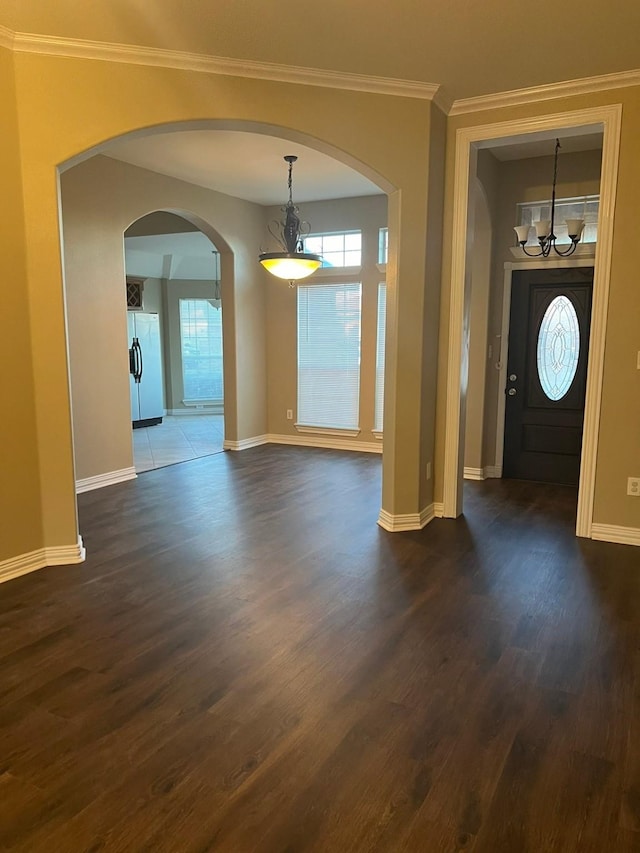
124, 211, 226, 475
58, 121, 394, 506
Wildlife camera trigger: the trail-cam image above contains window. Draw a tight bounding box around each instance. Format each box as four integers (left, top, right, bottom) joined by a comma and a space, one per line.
378, 228, 388, 264
179, 299, 224, 401
517, 195, 599, 247
297, 283, 362, 430
536, 295, 580, 401
303, 231, 362, 268
374, 283, 386, 432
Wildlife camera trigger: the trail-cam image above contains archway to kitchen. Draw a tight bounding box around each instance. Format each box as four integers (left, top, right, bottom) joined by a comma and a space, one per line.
124, 210, 226, 474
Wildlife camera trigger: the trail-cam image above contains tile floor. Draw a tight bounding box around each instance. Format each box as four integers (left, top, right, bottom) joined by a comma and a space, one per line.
132, 414, 224, 473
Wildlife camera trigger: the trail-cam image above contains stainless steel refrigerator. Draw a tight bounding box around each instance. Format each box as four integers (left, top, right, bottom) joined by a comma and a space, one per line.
128, 312, 164, 428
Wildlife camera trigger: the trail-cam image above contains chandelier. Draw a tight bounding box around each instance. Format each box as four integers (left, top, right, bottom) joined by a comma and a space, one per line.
514, 139, 585, 257
259, 155, 322, 286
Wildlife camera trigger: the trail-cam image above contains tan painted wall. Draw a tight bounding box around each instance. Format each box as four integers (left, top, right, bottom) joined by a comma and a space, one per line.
419, 104, 447, 509
437, 90, 640, 530
464, 182, 493, 472
0, 48, 44, 562
60, 154, 266, 482
266, 194, 387, 443
7, 48, 434, 558
6, 41, 639, 567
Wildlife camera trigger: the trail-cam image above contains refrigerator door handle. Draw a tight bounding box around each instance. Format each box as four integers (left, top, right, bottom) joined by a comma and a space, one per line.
136, 338, 143, 383
129, 341, 137, 376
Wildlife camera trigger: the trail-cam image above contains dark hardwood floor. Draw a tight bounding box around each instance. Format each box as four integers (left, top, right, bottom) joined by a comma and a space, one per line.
1, 446, 640, 852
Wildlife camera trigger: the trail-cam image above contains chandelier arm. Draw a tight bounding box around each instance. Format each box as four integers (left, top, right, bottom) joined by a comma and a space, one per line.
520, 244, 544, 258
553, 241, 579, 257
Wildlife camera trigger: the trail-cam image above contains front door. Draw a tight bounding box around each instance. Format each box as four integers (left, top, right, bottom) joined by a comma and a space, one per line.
503, 267, 593, 486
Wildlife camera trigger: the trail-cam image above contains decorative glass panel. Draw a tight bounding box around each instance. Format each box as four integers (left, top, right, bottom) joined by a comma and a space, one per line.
536, 295, 580, 401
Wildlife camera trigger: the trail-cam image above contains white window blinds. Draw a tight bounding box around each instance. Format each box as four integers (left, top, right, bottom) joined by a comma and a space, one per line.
297, 283, 362, 430
374, 283, 386, 432
179, 299, 224, 401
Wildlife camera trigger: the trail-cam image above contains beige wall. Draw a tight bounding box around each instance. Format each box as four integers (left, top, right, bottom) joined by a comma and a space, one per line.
0, 48, 44, 562
10, 50, 435, 555
266, 194, 387, 443
464, 181, 493, 472
60, 154, 266, 482
418, 104, 447, 509
437, 90, 640, 530
4, 40, 640, 569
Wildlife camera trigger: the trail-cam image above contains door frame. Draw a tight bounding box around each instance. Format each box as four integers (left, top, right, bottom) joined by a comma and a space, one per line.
495, 257, 596, 479
443, 104, 622, 538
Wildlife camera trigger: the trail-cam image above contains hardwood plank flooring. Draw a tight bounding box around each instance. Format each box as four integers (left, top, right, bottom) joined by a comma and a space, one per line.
1, 446, 639, 851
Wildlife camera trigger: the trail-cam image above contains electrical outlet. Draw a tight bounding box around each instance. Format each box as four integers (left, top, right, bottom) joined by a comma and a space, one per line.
286, 409, 293, 420
627, 477, 640, 496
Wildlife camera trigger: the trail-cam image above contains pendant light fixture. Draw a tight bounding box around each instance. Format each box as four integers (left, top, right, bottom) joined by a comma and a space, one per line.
514, 139, 585, 257
259, 155, 322, 286
211, 249, 221, 306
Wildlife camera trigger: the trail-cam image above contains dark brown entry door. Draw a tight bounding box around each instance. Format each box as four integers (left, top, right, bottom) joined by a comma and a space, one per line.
503, 267, 593, 485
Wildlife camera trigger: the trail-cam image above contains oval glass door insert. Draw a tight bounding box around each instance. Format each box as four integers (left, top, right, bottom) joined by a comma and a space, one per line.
536, 295, 580, 401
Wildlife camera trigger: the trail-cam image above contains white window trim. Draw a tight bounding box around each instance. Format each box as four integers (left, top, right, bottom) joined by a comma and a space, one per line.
371, 429, 383, 440
295, 424, 361, 438
310, 266, 362, 280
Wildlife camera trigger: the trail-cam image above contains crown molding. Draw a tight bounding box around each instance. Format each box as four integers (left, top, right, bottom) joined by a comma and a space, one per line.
6, 25, 640, 112
10, 30, 441, 102
0, 24, 14, 50
449, 69, 640, 115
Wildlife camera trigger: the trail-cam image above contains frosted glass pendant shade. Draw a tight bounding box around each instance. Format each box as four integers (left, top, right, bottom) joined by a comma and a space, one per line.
565, 218, 585, 239
514, 225, 531, 244
259, 253, 321, 281
535, 220, 551, 239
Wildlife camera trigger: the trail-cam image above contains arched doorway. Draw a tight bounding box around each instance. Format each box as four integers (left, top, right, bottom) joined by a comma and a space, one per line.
58, 122, 394, 508
124, 211, 225, 474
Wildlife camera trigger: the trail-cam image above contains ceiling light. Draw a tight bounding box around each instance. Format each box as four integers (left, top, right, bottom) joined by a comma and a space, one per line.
514, 139, 585, 257
259, 155, 322, 286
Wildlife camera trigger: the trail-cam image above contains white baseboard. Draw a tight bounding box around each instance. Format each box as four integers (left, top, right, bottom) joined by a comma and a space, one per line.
433, 502, 445, 518
223, 435, 269, 451
0, 536, 86, 585
591, 524, 640, 547
463, 467, 485, 481
76, 467, 136, 494
378, 503, 435, 532
463, 465, 502, 480
268, 433, 382, 454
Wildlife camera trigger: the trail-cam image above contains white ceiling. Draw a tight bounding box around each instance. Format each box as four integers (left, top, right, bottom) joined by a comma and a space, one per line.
106, 131, 382, 206
106, 126, 604, 206
125, 231, 218, 279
